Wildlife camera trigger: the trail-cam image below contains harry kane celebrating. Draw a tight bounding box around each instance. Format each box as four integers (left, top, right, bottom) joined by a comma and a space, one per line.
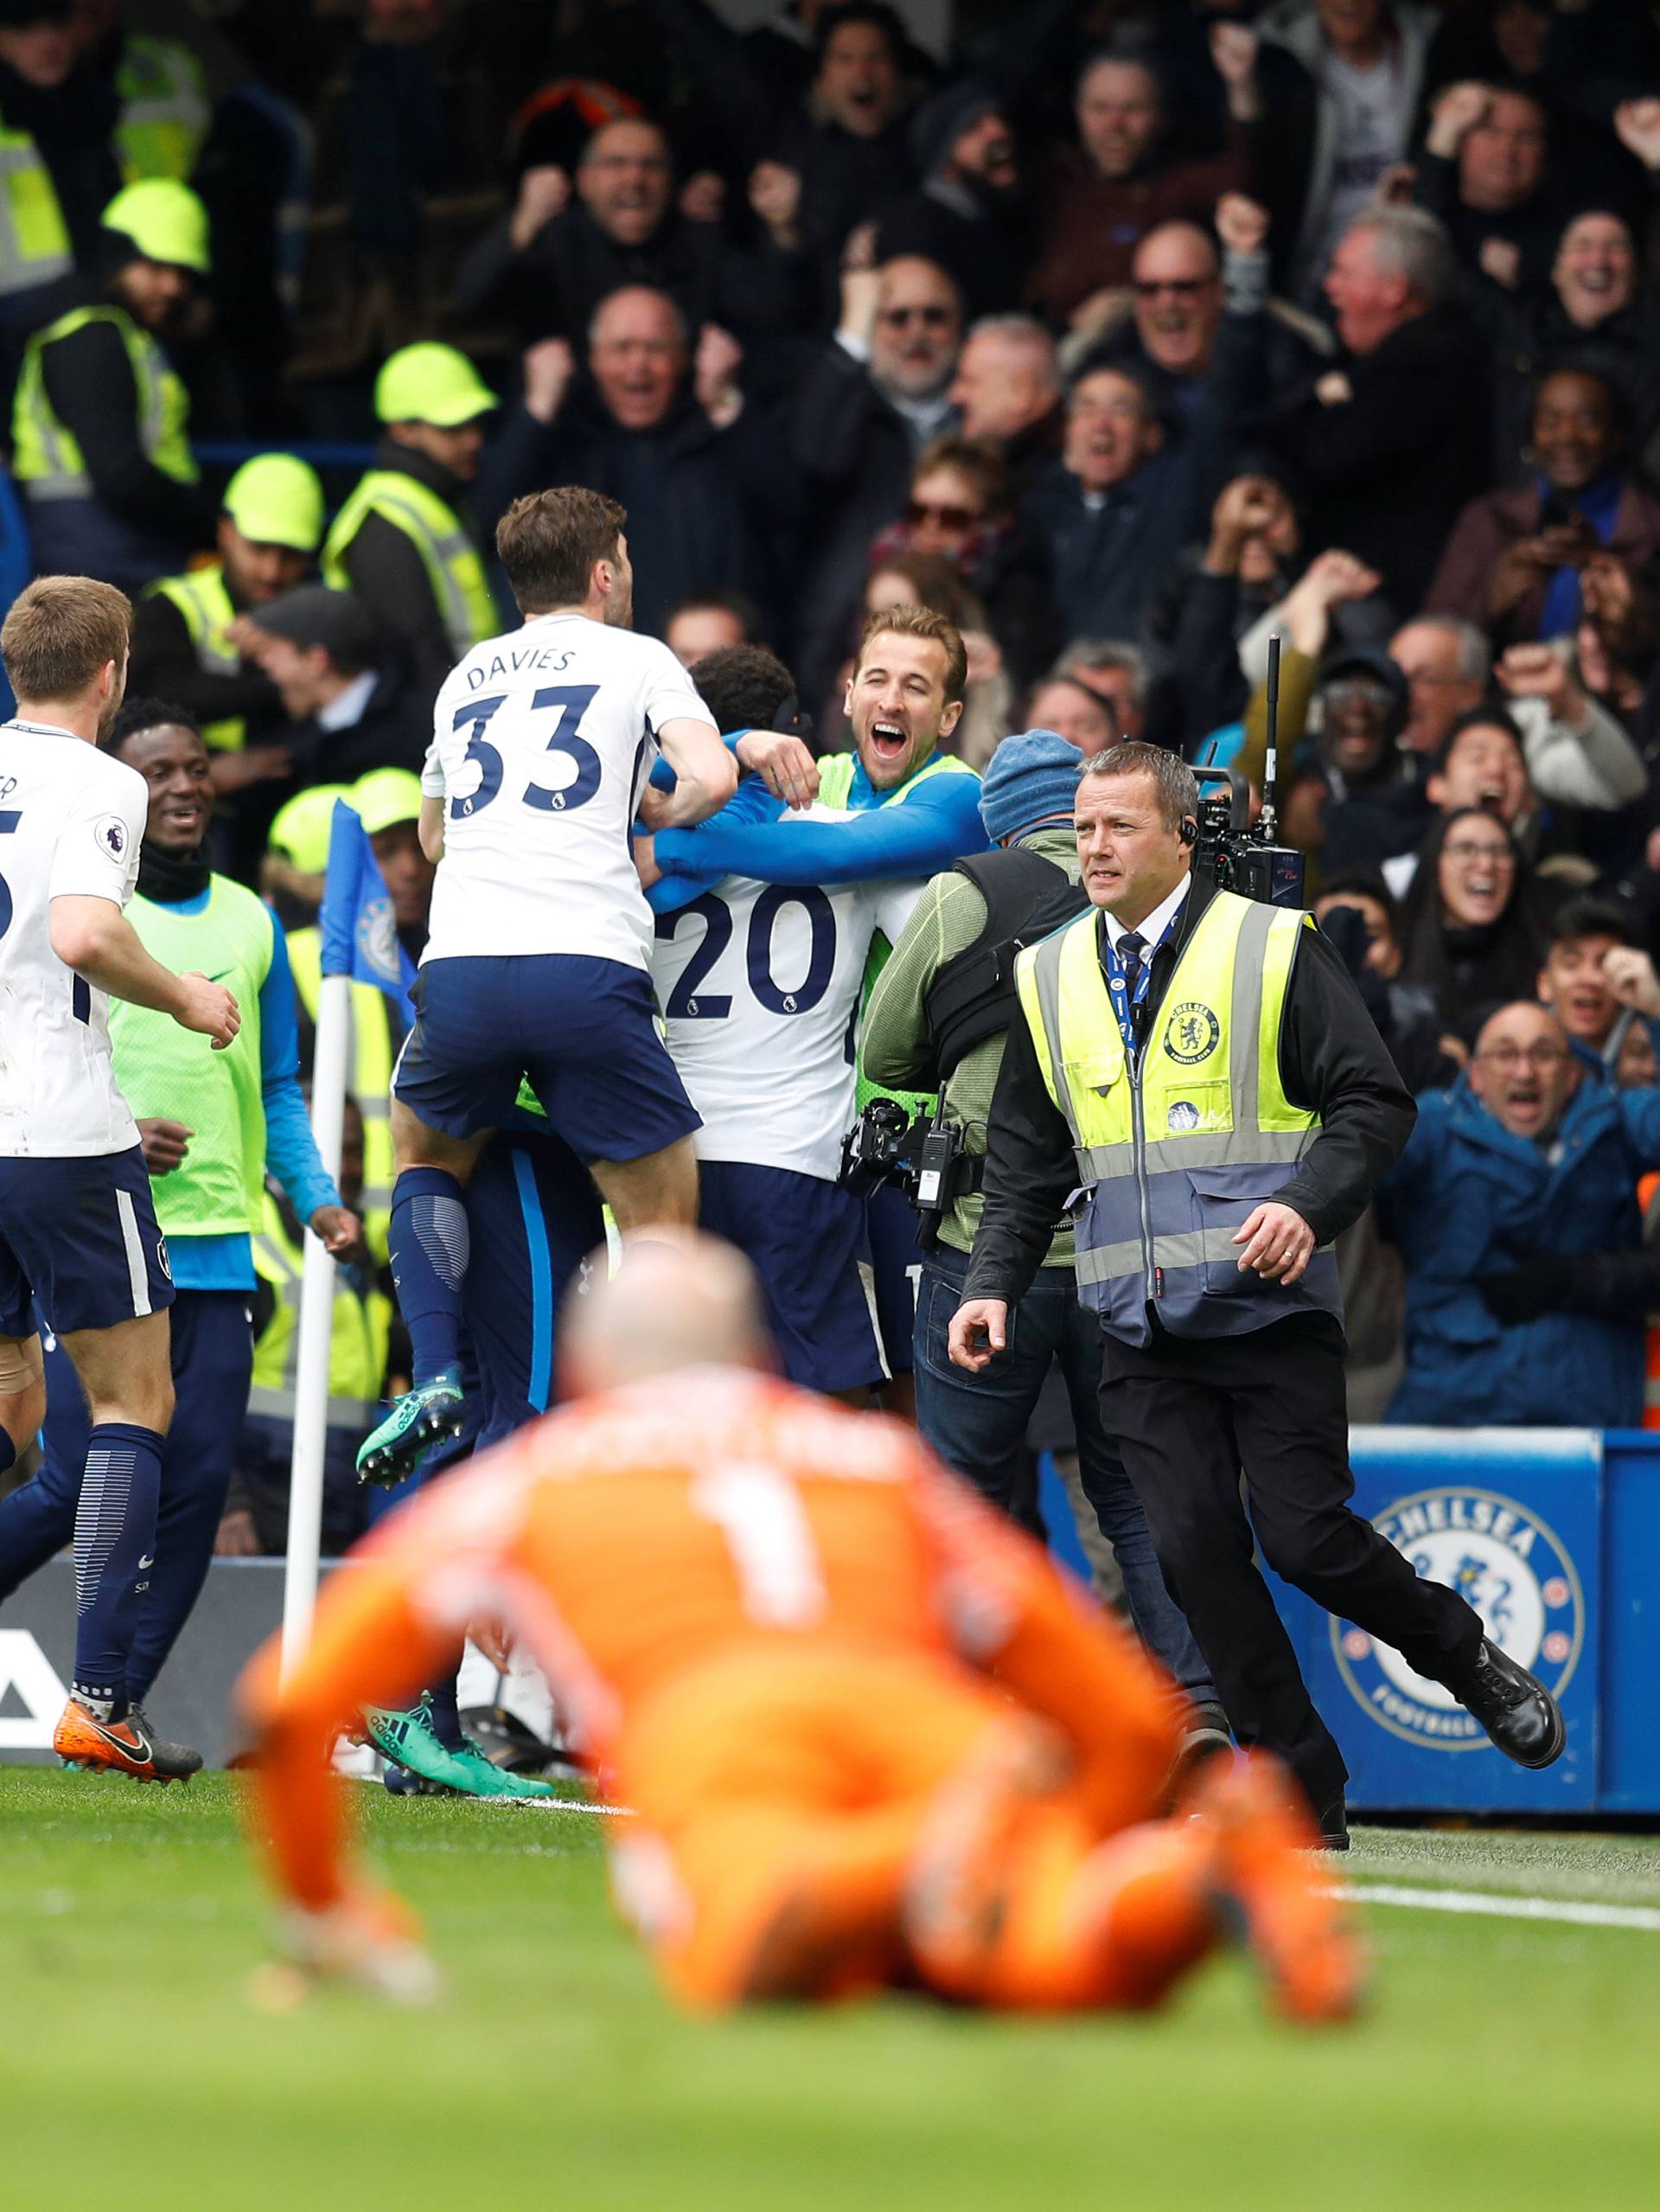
360, 488, 734, 1485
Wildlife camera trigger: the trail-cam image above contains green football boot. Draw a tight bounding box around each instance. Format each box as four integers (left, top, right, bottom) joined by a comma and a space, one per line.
362, 1694, 473, 1793
356, 1371, 466, 1488
443, 1739, 560, 1800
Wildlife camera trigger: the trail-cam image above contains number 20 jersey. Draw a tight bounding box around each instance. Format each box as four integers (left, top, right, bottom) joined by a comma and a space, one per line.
420, 612, 714, 973
650, 809, 922, 1183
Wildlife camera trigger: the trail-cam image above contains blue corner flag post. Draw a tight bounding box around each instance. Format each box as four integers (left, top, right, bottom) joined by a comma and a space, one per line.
283, 802, 421, 1675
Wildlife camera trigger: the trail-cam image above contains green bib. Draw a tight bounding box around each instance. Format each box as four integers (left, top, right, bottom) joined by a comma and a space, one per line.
110, 879, 273, 1238
814, 749, 980, 1116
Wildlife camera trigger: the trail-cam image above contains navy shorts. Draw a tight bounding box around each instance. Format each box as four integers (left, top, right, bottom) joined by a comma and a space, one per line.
393, 954, 699, 1164
0, 1144, 175, 1338
463, 1123, 606, 1447
863, 1181, 923, 1379
699, 1160, 883, 1396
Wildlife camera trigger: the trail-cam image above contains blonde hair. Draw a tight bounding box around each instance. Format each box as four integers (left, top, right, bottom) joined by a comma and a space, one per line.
2, 576, 131, 703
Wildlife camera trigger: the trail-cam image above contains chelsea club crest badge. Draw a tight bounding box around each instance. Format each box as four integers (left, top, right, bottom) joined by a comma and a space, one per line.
1332, 1486, 1584, 1749
1163, 1002, 1220, 1065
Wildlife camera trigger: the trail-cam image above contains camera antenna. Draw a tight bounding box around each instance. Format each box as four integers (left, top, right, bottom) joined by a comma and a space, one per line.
1261, 630, 1281, 845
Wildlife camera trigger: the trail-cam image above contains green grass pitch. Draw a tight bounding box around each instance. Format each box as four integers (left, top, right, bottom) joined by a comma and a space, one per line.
3, 1768, 1658, 2212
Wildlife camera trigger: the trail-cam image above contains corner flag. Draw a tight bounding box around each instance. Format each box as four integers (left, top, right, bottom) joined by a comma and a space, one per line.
318, 798, 417, 1022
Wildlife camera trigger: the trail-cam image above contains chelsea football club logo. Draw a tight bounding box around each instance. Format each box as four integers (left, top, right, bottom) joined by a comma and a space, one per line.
1332, 1486, 1584, 1750
1164, 1001, 1220, 1065
354, 892, 399, 990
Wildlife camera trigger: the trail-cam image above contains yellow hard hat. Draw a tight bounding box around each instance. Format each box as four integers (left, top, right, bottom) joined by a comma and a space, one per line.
267, 784, 349, 875
352, 767, 423, 836
374, 342, 496, 429
222, 453, 325, 554
101, 179, 210, 274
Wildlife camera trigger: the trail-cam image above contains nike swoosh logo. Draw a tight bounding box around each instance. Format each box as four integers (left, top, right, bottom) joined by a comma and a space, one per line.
83, 1710, 152, 1763
205, 970, 234, 983
137, 1556, 154, 1570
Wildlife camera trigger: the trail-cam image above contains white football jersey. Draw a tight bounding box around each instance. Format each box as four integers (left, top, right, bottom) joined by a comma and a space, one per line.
650, 809, 922, 1181
421, 613, 714, 972
0, 720, 144, 1156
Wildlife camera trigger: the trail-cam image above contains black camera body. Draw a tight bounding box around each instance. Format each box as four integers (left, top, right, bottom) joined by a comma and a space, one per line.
840, 1099, 972, 1250
1191, 767, 1306, 909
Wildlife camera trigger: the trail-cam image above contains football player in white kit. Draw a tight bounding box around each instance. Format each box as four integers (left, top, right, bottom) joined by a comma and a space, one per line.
360, 487, 735, 1484
649, 646, 923, 1397
0, 578, 239, 1781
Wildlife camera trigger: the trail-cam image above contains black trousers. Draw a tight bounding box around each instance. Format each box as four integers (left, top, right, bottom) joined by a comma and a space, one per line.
1099, 1310, 1483, 1816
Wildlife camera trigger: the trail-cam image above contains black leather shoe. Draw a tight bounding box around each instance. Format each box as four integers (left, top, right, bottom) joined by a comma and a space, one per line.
1450, 1638, 1566, 1769
1315, 1798, 1350, 1851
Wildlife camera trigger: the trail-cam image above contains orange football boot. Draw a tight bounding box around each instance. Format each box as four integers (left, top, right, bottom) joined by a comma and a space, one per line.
53, 1698, 201, 1783
1191, 1751, 1366, 2024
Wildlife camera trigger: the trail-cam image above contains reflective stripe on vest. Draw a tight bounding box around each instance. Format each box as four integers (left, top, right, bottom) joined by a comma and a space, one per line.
288, 925, 395, 1263
1015, 888, 1339, 1341
13, 304, 197, 500
322, 470, 496, 659
250, 1198, 388, 1428
116, 36, 211, 184
146, 564, 245, 751
0, 125, 72, 297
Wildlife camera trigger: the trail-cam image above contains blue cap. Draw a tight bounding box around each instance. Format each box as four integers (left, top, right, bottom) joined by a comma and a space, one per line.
979, 730, 1085, 845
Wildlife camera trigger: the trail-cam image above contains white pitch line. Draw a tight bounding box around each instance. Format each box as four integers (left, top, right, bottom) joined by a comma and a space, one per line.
1332, 1882, 1660, 1933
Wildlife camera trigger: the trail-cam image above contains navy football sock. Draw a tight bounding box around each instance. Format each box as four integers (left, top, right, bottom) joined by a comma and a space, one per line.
390, 1167, 470, 1386
426, 1665, 465, 1752
70, 1422, 163, 1721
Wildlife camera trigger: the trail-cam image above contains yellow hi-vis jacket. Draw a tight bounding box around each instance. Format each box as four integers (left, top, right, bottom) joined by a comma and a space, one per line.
1012, 886, 1340, 1346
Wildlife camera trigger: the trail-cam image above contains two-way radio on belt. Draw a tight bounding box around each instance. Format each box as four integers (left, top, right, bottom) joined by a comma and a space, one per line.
1192, 630, 1306, 907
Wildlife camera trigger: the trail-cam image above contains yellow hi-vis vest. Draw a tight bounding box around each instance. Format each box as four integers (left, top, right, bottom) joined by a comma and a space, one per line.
0, 125, 71, 297
287, 924, 396, 1265
12, 304, 197, 502
115, 35, 211, 185
322, 468, 497, 661
248, 1191, 390, 1431
145, 563, 245, 751
1013, 887, 1338, 1346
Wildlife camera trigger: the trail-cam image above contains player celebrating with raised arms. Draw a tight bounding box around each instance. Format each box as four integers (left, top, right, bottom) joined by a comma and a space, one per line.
0, 578, 239, 1781
358, 489, 734, 1486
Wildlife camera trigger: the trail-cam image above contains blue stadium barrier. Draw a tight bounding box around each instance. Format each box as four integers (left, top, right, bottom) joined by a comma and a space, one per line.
1044, 1426, 1660, 1815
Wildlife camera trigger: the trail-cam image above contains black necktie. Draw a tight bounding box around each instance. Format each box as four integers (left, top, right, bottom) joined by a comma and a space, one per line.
1119, 930, 1146, 996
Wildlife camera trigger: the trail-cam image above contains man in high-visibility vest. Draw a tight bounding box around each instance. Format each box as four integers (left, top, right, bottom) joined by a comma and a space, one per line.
76, 3, 211, 186
280, 767, 431, 1267
949, 738, 1567, 1843
0, 694, 359, 1743
12, 176, 216, 588
130, 453, 323, 797
322, 341, 501, 705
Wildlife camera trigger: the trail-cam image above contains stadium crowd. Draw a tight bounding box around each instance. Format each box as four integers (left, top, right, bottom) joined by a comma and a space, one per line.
3, 0, 1660, 1794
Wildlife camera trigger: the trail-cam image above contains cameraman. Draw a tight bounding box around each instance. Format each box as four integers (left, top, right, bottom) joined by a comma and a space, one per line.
948, 740, 1566, 1843
862, 732, 1226, 1749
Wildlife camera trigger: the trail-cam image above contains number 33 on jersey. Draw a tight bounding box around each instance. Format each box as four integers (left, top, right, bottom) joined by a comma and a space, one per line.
420, 615, 714, 975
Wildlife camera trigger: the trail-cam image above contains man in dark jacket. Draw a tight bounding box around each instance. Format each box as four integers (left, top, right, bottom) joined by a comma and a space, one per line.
874, 87, 1026, 320
1021, 364, 1193, 643
484, 285, 799, 643
1384, 998, 1660, 1429
788, 250, 961, 712
453, 116, 805, 361
1256, 207, 1491, 615
231, 585, 430, 879
949, 739, 1566, 1834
